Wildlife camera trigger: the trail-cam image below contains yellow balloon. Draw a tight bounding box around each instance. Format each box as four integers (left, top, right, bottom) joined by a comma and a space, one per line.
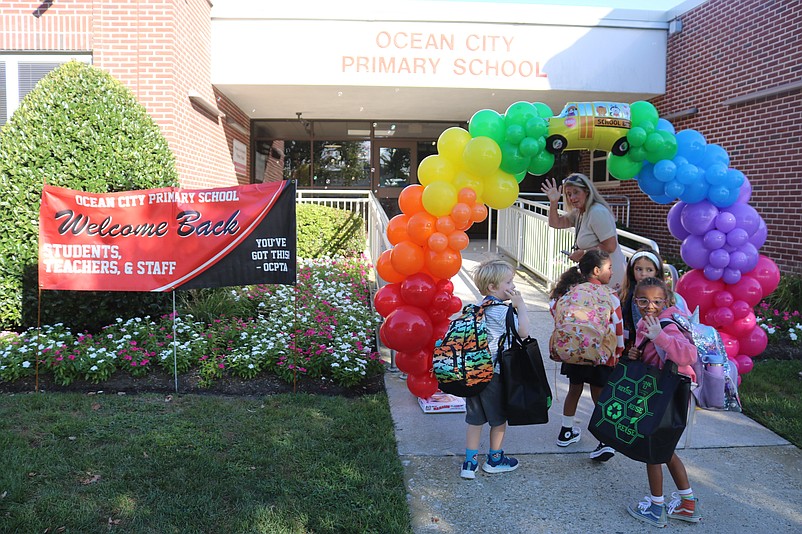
454, 170, 485, 205
421, 180, 458, 217
437, 127, 472, 165
417, 154, 456, 187
462, 136, 501, 177
482, 170, 519, 210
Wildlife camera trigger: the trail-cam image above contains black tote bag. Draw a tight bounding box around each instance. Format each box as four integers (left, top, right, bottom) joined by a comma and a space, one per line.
588, 357, 691, 464
499, 306, 552, 426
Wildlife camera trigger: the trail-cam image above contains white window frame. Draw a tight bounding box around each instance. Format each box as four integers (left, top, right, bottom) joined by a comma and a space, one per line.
0, 53, 92, 125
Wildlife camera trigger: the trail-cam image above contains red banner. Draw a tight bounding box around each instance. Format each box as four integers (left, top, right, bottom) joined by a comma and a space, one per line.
39, 181, 296, 291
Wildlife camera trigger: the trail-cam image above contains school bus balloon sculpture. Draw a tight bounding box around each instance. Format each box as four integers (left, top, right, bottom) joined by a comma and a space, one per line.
377, 99, 776, 399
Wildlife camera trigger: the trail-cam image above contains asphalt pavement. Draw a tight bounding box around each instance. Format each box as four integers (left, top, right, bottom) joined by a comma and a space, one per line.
382, 243, 802, 533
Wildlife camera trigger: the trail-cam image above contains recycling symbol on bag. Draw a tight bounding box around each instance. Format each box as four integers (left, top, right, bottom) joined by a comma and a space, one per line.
606, 401, 623, 420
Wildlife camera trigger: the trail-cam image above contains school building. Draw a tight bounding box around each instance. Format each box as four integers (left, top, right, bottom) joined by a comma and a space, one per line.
1, 0, 800, 274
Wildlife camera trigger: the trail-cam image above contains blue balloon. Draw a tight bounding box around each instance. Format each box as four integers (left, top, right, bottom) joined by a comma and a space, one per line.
726, 168, 746, 189
657, 118, 676, 134
675, 129, 707, 165
673, 155, 689, 168
704, 162, 729, 185
654, 159, 677, 182
649, 193, 676, 205
679, 178, 709, 204
709, 185, 733, 207
676, 163, 701, 185
637, 164, 667, 196
700, 144, 730, 169
664, 180, 685, 198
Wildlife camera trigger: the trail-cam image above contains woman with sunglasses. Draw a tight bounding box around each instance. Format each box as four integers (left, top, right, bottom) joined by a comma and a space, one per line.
540, 173, 626, 291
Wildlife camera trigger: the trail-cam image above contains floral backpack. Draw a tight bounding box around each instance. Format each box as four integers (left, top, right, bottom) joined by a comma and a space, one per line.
549, 282, 618, 366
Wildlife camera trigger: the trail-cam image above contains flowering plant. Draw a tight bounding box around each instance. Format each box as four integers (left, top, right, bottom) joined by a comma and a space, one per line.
0, 256, 384, 388
755, 301, 801, 347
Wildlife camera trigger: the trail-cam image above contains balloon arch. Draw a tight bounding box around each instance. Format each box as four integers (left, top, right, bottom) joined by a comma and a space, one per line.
374, 100, 779, 399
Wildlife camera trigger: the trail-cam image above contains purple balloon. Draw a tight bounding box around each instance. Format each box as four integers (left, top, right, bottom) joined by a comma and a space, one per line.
726, 227, 749, 247
728, 250, 749, 271
704, 265, 724, 281
703, 229, 726, 250
749, 219, 767, 249
725, 202, 760, 235
709, 248, 730, 269
715, 211, 737, 233
681, 235, 709, 269
736, 177, 752, 203
681, 200, 719, 235
740, 242, 759, 272
667, 201, 690, 240
723, 268, 742, 285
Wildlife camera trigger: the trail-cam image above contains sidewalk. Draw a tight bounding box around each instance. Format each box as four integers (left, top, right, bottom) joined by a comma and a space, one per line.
384, 243, 802, 533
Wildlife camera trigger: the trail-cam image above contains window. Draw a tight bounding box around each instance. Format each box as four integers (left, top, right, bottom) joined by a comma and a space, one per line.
0, 54, 92, 126
590, 150, 612, 183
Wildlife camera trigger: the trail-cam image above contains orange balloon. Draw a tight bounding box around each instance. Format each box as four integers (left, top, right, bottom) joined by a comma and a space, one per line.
398, 184, 425, 215
456, 218, 473, 231
471, 203, 488, 223
457, 187, 477, 206
448, 230, 470, 251
425, 249, 462, 280
377, 249, 406, 283
451, 202, 472, 227
427, 232, 449, 252
391, 240, 425, 275
435, 216, 456, 235
406, 211, 437, 246
386, 214, 410, 245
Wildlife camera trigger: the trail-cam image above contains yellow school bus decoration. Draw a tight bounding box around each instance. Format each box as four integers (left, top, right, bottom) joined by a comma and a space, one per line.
546, 102, 631, 156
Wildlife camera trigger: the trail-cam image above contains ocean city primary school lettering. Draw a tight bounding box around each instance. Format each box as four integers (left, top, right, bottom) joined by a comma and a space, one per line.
342, 56, 547, 78
73, 190, 241, 209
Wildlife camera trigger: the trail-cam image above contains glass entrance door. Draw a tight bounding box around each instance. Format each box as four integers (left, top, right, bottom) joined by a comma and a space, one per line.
373, 141, 417, 199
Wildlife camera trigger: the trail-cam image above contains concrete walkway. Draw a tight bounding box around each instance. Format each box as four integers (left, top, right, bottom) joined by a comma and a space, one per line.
383, 243, 802, 533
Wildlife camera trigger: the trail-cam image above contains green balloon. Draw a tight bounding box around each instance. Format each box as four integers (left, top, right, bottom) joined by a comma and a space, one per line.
505, 101, 537, 127
469, 109, 505, 145
499, 141, 530, 175
607, 154, 642, 180
627, 145, 648, 162
532, 101, 554, 118
514, 170, 528, 183
627, 126, 647, 147
527, 151, 555, 176
525, 116, 548, 138
630, 100, 659, 128
505, 124, 526, 145
519, 136, 541, 157
644, 132, 665, 153
656, 129, 678, 160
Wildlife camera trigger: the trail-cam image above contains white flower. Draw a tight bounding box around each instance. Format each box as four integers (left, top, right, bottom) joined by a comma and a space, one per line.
790, 332, 798, 341
22, 361, 30, 368
90, 365, 98, 371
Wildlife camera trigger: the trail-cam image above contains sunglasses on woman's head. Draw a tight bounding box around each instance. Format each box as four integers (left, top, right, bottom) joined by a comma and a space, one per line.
563, 176, 588, 188
635, 298, 667, 308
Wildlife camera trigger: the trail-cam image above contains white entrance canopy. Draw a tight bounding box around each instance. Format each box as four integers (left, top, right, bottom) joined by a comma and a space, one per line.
210, 0, 704, 124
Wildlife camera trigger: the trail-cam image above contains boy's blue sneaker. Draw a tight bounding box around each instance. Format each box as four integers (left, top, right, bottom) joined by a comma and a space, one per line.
627, 496, 667, 528
460, 461, 478, 480
481, 451, 519, 474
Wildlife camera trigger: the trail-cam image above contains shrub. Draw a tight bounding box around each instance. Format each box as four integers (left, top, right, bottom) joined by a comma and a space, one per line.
297, 203, 366, 259
0, 61, 178, 331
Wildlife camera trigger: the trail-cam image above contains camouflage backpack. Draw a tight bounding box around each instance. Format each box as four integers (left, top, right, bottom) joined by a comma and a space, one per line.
549, 282, 618, 366
432, 301, 502, 397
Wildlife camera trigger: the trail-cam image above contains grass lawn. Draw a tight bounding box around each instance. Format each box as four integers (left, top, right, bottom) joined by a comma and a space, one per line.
739, 358, 802, 448
0, 390, 411, 534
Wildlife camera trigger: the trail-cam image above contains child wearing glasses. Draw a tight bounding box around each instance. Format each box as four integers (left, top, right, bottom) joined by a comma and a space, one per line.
625, 276, 701, 527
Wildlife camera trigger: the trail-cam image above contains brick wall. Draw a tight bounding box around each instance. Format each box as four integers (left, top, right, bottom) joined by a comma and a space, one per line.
1, 0, 242, 189
614, 0, 802, 275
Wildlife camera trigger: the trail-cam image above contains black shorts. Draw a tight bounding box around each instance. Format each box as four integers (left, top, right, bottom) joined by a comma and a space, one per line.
465, 373, 507, 427
560, 362, 614, 388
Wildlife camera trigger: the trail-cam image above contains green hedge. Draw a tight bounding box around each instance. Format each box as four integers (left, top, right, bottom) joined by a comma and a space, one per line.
297, 203, 366, 259
0, 61, 178, 331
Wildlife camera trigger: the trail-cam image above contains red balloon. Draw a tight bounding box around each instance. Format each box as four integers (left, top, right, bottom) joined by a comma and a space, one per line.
718, 331, 740, 360
379, 323, 390, 347
436, 279, 454, 294
725, 275, 763, 307
400, 272, 436, 308
431, 290, 451, 310
427, 307, 449, 323
374, 283, 403, 317
720, 312, 756, 338
676, 269, 724, 316
749, 255, 780, 296
735, 354, 754, 375
431, 319, 450, 342
406, 371, 439, 399
737, 325, 768, 357
395, 349, 432, 376
381, 305, 433, 352
448, 295, 463, 314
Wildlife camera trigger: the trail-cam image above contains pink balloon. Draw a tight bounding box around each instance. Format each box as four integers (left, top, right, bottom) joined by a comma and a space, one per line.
381, 305, 433, 352
738, 325, 768, 357
713, 291, 734, 308
748, 255, 780, 296
735, 354, 754, 375
731, 300, 751, 320
400, 272, 436, 308
719, 331, 740, 360
676, 269, 724, 316
406, 371, 439, 399
720, 312, 756, 338
725, 275, 763, 307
